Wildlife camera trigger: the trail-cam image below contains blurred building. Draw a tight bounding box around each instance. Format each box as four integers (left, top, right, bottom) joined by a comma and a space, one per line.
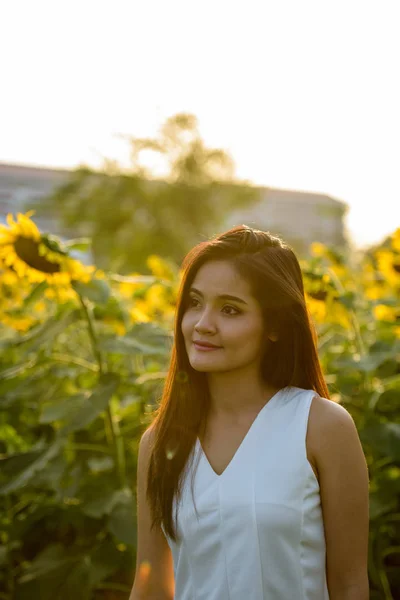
0, 162, 349, 257
223, 186, 349, 255
0, 162, 70, 234
0, 162, 92, 263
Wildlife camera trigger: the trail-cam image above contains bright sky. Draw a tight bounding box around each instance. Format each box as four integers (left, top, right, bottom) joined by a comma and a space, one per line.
1, 0, 399, 249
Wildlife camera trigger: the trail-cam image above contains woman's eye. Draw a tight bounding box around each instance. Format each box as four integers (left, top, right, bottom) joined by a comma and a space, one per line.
188, 298, 240, 316
223, 305, 240, 316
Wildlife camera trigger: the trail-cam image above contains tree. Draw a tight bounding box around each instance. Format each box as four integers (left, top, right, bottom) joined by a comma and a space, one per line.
34, 113, 259, 273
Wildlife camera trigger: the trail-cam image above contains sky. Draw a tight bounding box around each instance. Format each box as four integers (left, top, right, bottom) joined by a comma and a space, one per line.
1, 0, 399, 249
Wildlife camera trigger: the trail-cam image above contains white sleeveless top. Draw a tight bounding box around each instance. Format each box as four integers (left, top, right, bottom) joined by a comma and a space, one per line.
162, 386, 330, 599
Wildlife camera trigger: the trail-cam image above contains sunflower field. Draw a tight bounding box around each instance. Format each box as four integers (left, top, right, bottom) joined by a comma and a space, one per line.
0, 213, 400, 599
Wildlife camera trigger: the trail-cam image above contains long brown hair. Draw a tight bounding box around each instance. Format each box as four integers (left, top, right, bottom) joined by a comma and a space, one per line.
146, 225, 330, 542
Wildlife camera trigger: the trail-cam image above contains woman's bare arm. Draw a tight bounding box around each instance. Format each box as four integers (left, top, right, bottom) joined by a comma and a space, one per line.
311, 397, 370, 599
129, 428, 175, 599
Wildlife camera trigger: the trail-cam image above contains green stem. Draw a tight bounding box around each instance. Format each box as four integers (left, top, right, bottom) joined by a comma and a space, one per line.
68, 443, 112, 454
327, 267, 373, 394
5, 496, 14, 597
111, 414, 127, 487
376, 526, 395, 599
49, 352, 98, 372
77, 293, 127, 488
327, 268, 366, 356
78, 295, 105, 374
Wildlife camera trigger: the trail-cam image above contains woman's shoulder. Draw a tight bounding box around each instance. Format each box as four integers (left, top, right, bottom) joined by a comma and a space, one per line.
309, 393, 351, 427
307, 393, 359, 470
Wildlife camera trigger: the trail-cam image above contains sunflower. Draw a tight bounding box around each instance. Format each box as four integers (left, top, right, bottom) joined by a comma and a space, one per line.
0, 312, 36, 332
127, 282, 176, 325
117, 272, 147, 299
391, 228, 400, 253
306, 291, 351, 329
375, 248, 400, 290
310, 241, 348, 279
373, 304, 400, 323
146, 254, 178, 281
0, 212, 95, 285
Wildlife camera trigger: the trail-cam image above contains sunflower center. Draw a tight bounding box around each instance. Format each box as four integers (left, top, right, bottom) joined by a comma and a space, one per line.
14, 236, 61, 273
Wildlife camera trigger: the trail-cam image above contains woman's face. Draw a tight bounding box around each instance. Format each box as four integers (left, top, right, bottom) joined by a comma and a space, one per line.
181, 260, 267, 373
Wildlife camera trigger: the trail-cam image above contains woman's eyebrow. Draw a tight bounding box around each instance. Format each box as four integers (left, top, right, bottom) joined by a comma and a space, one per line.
189, 287, 248, 305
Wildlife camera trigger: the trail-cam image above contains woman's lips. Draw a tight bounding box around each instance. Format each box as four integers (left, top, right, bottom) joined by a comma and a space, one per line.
193, 342, 222, 352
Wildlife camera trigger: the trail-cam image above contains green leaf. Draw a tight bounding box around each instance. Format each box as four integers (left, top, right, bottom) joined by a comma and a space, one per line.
23, 280, 49, 308
60, 373, 120, 435
333, 351, 394, 373
107, 488, 136, 545
134, 371, 167, 385
89, 540, 122, 586
41, 234, 69, 256
93, 294, 127, 320
382, 374, 400, 389
82, 488, 120, 519
360, 422, 400, 461
73, 278, 111, 305
375, 358, 399, 379
18, 543, 73, 580
57, 557, 91, 600
16, 544, 91, 600
0, 424, 29, 453
16, 309, 79, 351
99, 336, 168, 357
0, 439, 65, 495
0, 449, 44, 478
369, 490, 398, 520
129, 320, 172, 342
0, 359, 37, 381
374, 389, 400, 413
0, 374, 26, 397
64, 238, 92, 252
334, 291, 356, 310
39, 394, 88, 424
303, 269, 325, 282
87, 455, 114, 473
33, 454, 67, 490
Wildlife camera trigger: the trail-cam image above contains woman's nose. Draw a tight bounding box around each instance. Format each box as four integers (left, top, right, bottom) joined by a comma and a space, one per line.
195, 323, 214, 334
194, 310, 216, 333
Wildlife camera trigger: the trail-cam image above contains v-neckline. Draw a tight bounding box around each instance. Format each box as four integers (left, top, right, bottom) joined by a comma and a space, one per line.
196, 387, 286, 480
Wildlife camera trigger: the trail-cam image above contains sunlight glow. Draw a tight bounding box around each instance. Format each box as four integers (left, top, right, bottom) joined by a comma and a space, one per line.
1, 0, 399, 249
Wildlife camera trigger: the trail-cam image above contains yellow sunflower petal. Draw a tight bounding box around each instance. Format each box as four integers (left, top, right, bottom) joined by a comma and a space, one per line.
310, 242, 327, 257
374, 304, 396, 322
0, 223, 14, 235
17, 213, 41, 241
5, 251, 18, 267
6, 214, 16, 228
0, 231, 14, 244
392, 228, 400, 253
52, 272, 71, 285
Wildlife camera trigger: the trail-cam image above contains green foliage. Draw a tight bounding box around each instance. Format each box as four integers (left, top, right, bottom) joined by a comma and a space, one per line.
1, 227, 400, 598
0, 276, 173, 599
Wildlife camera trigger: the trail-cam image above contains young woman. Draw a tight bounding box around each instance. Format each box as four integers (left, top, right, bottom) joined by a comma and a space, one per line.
130, 225, 370, 600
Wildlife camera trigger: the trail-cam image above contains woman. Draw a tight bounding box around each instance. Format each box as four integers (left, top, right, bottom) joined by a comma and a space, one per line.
130, 225, 370, 599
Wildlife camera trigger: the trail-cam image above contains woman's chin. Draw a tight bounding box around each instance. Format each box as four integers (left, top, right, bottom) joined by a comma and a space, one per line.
189, 357, 222, 372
